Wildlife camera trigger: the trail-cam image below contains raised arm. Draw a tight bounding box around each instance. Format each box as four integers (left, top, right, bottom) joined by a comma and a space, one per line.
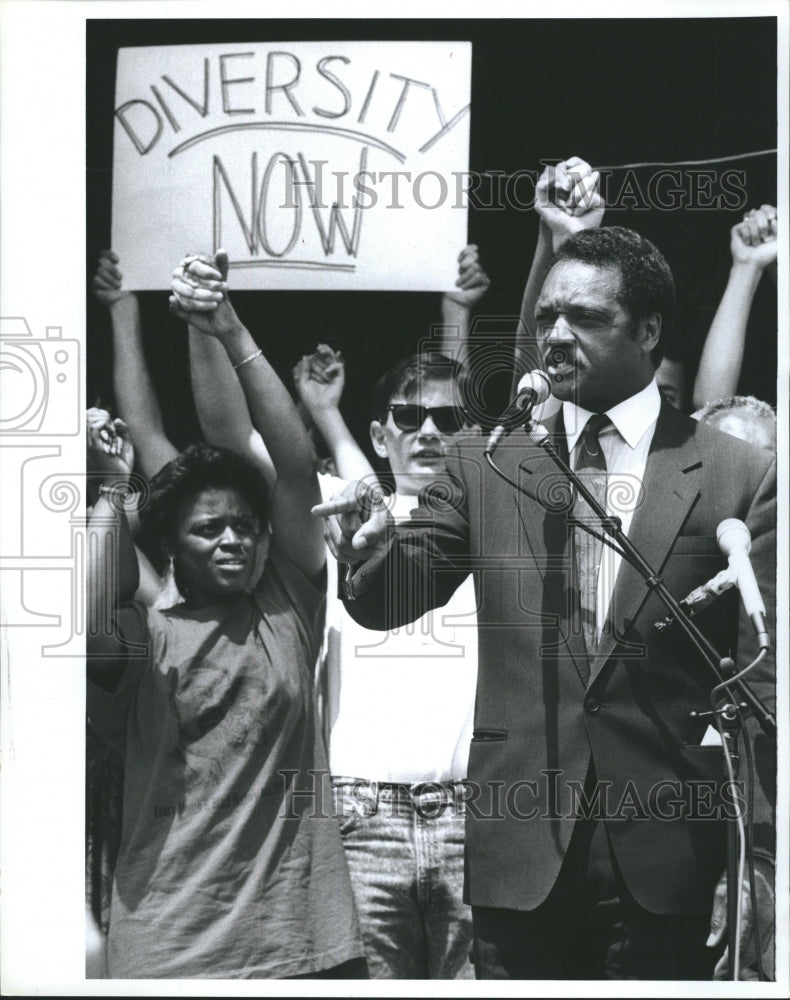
293, 344, 375, 482
86, 405, 178, 612
171, 252, 324, 578
86, 410, 140, 685
92, 251, 178, 478
188, 328, 276, 488
692, 206, 778, 410
512, 157, 604, 392
439, 244, 491, 366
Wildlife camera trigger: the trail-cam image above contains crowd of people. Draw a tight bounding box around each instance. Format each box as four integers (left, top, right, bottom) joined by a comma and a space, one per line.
86, 155, 777, 981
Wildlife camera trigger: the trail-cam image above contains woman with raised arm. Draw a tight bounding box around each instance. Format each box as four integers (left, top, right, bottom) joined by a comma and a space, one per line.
91, 250, 179, 479
86, 252, 364, 979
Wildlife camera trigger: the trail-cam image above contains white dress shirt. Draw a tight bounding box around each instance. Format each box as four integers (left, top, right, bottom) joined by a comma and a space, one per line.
563, 379, 662, 642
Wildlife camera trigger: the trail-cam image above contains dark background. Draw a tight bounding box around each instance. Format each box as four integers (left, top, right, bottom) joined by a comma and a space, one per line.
87, 17, 778, 458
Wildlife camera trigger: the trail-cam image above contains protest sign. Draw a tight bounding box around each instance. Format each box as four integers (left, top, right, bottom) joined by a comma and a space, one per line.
112, 41, 471, 290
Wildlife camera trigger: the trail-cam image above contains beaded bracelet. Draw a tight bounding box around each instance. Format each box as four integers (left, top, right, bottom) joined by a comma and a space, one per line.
233, 348, 263, 371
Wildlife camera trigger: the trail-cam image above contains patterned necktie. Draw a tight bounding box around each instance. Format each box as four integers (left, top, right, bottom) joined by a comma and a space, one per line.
573, 413, 610, 654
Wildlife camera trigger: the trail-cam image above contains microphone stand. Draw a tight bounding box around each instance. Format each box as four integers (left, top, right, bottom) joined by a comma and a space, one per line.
489, 419, 775, 980
527, 423, 774, 736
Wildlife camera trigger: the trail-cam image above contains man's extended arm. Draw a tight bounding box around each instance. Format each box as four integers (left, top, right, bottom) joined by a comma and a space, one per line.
313, 461, 471, 630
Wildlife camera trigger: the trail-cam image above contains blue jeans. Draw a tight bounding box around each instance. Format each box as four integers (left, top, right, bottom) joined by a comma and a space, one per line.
332, 777, 474, 979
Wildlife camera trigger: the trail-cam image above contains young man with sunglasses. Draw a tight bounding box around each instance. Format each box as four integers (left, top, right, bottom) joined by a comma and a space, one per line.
321, 351, 480, 980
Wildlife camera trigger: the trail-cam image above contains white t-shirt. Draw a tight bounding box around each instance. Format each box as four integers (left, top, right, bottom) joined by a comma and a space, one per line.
316, 475, 478, 783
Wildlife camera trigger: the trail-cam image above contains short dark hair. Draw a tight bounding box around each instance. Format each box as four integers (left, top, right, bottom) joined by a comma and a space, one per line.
139, 443, 269, 555
551, 226, 676, 366
371, 352, 465, 422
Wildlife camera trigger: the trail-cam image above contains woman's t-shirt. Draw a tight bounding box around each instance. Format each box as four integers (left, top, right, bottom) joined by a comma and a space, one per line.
88, 548, 363, 979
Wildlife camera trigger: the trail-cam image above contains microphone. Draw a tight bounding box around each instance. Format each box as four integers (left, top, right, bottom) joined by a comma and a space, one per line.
716, 518, 770, 650
653, 569, 735, 632
485, 370, 551, 455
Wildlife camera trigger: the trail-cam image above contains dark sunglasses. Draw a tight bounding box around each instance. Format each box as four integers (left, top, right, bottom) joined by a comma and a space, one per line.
387, 404, 468, 434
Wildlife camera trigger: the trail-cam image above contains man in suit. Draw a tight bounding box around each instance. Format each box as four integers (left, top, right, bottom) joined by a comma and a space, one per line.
315, 227, 776, 980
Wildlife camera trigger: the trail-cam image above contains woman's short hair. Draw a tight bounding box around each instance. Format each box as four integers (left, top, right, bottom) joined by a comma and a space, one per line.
140, 443, 270, 554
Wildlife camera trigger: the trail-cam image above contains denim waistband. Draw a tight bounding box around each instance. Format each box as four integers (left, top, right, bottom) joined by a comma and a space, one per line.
332, 776, 467, 817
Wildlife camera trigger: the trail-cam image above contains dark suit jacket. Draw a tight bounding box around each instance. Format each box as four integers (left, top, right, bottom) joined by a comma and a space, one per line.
345, 402, 776, 916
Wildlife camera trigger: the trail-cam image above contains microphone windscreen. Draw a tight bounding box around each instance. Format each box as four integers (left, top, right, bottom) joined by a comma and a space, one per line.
716, 518, 751, 557
516, 369, 551, 406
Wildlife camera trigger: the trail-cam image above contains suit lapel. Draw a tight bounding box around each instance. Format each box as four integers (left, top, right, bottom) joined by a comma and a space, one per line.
507, 415, 590, 685
588, 403, 702, 684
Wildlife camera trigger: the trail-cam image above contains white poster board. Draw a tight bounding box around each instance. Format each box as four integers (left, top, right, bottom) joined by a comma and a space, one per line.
112, 41, 471, 291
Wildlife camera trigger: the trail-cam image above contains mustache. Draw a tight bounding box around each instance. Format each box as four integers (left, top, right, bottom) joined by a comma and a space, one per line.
544, 342, 575, 368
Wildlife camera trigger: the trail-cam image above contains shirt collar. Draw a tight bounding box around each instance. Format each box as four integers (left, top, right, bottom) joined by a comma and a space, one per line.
563, 378, 662, 453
